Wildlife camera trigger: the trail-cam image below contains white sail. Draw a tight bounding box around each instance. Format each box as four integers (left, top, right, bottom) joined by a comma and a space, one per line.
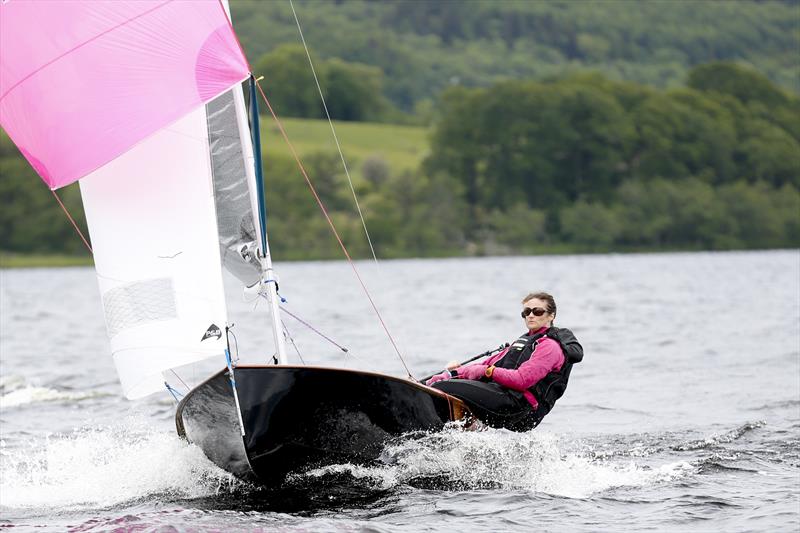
80, 106, 228, 399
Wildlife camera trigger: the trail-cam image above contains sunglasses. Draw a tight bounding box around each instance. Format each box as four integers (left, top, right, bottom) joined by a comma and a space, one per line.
521, 307, 547, 318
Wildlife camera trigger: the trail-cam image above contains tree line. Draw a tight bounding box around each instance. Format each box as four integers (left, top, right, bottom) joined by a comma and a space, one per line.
0, 62, 797, 259
231, 0, 798, 113
257, 62, 798, 258
422, 62, 799, 252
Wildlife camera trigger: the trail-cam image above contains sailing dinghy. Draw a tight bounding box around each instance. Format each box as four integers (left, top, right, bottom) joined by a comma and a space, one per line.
1, 0, 470, 484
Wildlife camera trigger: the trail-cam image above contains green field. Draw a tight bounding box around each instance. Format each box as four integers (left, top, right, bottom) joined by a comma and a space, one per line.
261, 117, 429, 179
0, 253, 92, 269
1, 118, 431, 268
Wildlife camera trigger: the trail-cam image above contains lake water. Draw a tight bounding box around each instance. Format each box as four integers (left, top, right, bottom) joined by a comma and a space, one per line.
1, 251, 798, 531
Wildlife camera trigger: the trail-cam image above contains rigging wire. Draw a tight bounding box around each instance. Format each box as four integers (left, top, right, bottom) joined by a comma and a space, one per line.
253, 78, 414, 379
51, 189, 92, 254
169, 369, 190, 392
279, 303, 349, 354
288, 0, 379, 267
281, 319, 306, 364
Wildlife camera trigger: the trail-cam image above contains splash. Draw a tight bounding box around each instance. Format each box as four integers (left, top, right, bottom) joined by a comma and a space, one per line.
0, 386, 108, 409
0, 374, 109, 409
0, 374, 27, 392
296, 426, 694, 499
0, 417, 241, 510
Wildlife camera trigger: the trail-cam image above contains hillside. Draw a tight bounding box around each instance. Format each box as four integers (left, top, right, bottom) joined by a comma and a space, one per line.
0, 118, 431, 264
231, 0, 798, 111
262, 118, 428, 180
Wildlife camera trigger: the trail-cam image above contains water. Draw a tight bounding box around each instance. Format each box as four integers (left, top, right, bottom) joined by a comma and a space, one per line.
1, 251, 798, 531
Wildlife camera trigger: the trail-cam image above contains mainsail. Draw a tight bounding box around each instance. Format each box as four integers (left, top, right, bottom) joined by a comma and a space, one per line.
0, 0, 266, 399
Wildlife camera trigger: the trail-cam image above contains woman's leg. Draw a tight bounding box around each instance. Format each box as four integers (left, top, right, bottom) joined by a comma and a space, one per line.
432, 380, 538, 430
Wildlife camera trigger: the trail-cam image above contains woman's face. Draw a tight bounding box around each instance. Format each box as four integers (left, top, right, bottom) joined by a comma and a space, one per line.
522, 297, 554, 331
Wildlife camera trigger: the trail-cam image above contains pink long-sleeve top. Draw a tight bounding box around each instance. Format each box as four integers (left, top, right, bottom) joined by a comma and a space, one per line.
462, 327, 565, 409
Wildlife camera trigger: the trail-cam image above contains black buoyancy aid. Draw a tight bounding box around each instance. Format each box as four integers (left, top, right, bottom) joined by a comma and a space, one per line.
493, 326, 583, 416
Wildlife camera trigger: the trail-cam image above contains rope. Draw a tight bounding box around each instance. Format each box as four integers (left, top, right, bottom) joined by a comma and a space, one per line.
254, 79, 414, 379
288, 0, 379, 267
279, 303, 349, 353
281, 319, 306, 364
51, 189, 92, 254
169, 369, 190, 392
164, 382, 183, 404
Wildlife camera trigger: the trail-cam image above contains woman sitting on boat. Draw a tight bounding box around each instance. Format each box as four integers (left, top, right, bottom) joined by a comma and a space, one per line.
426, 292, 583, 431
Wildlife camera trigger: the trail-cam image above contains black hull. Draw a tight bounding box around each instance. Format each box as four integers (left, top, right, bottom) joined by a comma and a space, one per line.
176, 366, 470, 484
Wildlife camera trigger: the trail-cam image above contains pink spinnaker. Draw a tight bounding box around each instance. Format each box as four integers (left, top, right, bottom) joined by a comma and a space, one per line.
0, 0, 249, 189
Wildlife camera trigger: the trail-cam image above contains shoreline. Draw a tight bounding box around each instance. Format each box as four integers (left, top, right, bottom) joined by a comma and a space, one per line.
2, 246, 797, 269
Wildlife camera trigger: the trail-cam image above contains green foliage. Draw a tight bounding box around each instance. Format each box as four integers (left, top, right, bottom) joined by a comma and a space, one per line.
487, 204, 549, 251
0, 156, 88, 256
254, 44, 321, 118
252, 45, 393, 121
2, 62, 798, 261
323, 59, 388, 121
427, 68, 799, 252
688, 62, 791, 107
556, 178, 800, 251
231, 0, 798, 113
427, 78, 638, 212
560, 201, 622, 248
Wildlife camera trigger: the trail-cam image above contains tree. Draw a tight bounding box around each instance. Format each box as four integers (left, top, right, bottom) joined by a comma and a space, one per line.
253, 44, 322, 118
559, 200, 621, 248
487, 203, 548, 250
688, 62, 790, 108
629, 91, 736, 183
0, 158, 88, 254
737, 119, 800, 188
323, 59, 388, 121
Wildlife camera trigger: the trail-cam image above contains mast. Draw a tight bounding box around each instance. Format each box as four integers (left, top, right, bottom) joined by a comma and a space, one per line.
233, 76, 288, 364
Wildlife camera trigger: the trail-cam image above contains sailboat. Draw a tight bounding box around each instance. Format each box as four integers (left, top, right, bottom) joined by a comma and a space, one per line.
0, 0, 470, 484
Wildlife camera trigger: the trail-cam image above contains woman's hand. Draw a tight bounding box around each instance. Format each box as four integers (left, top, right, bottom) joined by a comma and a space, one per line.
458, 364, 488, 381
425, 371, 451, 386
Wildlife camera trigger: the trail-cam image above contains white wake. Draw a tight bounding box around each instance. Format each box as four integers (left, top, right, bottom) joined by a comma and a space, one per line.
0, 417, 240, 510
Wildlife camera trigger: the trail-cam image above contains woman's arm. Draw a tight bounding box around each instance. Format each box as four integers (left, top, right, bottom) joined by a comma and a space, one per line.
490, 338, 564, 391
449, 346, 510, 380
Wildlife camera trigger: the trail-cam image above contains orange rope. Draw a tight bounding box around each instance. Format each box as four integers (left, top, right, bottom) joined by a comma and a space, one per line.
253, 79, 414, 378
51, 189, 93, 254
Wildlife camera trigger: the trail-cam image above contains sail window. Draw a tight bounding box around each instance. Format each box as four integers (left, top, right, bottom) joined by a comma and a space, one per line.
102, 278, 178, 338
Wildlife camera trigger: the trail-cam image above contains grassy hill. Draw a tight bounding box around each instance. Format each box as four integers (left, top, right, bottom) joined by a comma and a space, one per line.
261, 117, 428, 180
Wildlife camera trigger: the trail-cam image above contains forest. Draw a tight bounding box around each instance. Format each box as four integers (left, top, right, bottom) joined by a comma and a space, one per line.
231, 0, 798, 113
1, 1, 798, 262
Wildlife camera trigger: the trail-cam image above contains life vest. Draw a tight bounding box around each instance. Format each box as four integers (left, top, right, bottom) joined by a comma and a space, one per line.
493, 326, 583, 417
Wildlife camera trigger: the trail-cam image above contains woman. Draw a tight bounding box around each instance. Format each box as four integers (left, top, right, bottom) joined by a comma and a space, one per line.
426, 292, 582, 431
